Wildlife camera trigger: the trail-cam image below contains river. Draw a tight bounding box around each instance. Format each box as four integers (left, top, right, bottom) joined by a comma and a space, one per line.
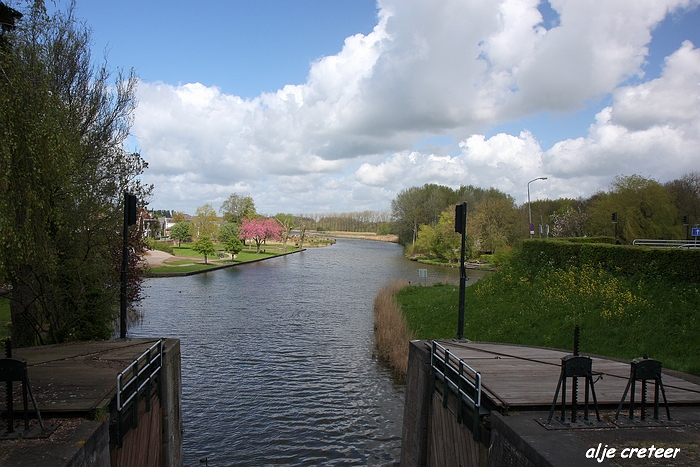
131, 238, 487, 466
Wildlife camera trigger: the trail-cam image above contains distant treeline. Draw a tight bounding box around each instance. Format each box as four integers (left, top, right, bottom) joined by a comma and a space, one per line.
293, 211, 393, 234
391, 173, 700, 261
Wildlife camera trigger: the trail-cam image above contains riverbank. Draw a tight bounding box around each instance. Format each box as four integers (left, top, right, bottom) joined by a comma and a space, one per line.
316, 230, 399, 243
142, 236, 334, 276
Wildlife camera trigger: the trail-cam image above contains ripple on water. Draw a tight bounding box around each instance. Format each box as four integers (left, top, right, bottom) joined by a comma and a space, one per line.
133, 239, 472, 466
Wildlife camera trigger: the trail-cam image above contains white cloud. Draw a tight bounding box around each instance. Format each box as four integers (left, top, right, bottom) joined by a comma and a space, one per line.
133, 0, 700, 214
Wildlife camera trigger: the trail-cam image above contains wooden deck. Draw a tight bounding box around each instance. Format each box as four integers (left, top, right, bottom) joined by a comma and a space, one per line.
2, 338, 162, 415
433, 340, 700, 410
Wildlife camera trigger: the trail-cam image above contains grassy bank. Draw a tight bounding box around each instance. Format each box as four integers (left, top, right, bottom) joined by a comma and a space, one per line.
393, 261, 700, 376
145, 243, 298, 275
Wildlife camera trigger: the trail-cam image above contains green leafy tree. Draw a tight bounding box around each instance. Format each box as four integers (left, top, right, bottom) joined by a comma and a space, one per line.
0, 2, 149, 346
414, 210, 464, 262
665, 172, 700, 230
217, 221, 240, 245
170, 222, 192, 247
193, 236, 216, 264
470, 195, 519, 253
194, 203, 219, 239
220, 193, 256, 223
224, 236, 244, 258
586, 175, 681, 243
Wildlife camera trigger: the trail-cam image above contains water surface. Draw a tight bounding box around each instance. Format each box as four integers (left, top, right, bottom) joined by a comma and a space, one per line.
132, 239, 485, 466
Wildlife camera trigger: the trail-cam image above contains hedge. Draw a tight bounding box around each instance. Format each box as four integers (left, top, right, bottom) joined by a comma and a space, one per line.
521, 240, 700, 283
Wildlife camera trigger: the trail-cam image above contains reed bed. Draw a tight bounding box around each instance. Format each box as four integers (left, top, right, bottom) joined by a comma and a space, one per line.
373, 280, 413, 380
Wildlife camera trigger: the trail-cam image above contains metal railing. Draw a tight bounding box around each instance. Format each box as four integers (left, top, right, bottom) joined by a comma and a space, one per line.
431, 341, 482, 440
116, 340, 163, 447
632, 239, 699, 249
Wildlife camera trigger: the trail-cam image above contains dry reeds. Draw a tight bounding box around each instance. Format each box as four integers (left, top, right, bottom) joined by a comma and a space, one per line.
373, 280, 413, 380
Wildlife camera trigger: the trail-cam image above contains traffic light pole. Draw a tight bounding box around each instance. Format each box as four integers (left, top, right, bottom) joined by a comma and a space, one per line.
120, 193, 137, 339
455, 202, 467, 340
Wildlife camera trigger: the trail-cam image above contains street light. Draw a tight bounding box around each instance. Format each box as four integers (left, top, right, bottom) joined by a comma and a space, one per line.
528, 177, 548, 239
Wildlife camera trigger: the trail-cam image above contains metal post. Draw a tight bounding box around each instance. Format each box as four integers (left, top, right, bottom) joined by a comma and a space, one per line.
457, 202, 467, 340
527, 177, 547, 239
5, 339, 13, 433
572, 326, 579, 422
120, 192, 129, 339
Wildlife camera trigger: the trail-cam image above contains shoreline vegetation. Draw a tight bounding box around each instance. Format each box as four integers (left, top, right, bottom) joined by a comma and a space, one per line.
144, 235, 336, 277
317, 230, 399, 243
374, 251, 700, 381
373, 280, 413, 380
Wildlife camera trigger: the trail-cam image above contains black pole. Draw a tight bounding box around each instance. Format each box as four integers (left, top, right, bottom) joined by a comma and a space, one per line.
120, 193, 129, 338
456, 202, 467, 340
5, 339, 13, 433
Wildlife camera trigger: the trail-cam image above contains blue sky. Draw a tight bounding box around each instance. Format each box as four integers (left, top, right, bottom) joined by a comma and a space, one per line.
45, 1, 700, 214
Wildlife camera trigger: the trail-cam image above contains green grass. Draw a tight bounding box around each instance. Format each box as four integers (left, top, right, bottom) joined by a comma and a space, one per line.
397, 262, 700, 376
147, 243, 297, 275
0, 296, 10, 342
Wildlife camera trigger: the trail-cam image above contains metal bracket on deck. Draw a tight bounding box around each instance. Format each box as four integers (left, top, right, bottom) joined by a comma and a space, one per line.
547, 355, 601, 425
615, 357, 671, 422
0, 357, 47, 438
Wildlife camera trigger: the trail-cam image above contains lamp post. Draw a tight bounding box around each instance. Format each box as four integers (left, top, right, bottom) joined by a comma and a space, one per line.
527, 177, 547, 239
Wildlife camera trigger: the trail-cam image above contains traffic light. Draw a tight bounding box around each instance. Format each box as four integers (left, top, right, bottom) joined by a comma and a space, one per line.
455, 203, 466, 234
611, 212, 617, 223
682, 215, 689, 225
126, 193, 137, 226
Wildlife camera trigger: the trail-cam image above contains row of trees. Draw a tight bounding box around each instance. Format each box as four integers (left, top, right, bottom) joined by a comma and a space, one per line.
0, 2, 150, 346
392, 173, 700, 263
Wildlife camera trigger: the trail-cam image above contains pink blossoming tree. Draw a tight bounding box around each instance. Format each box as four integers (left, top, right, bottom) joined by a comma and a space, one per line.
239, 218, 285, 254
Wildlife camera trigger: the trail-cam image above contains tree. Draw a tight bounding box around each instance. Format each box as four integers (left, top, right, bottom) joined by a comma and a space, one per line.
172, 211, 186, 223
192, 236, 216, 264
220, 193, 256, 223
585, 175, 680, 243
551, 205, 587, 238
239, 218, 284, 254
470, 195, 519, 253
274, 213, 295, 251
193, 203, 219, 239
224, 236, 244, 258
170, 222, 193, 247
414, 209, 466, 263
0, 2, 149, 346
217, 221, 240, 245
665, 172, 700, 230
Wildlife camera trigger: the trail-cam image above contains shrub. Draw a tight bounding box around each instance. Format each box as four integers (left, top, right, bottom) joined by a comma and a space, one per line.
146, 238, 174, 255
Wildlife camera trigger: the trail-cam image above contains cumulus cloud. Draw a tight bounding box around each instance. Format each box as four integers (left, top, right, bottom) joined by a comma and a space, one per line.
133, 0, 700, 213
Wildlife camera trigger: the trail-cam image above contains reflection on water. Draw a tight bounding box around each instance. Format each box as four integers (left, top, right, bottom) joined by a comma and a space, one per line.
132, 239, 486, 466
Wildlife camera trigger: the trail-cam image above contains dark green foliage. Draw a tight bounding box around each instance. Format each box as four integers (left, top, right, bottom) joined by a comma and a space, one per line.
0, 3, 149, 346
521, 240, 700, 283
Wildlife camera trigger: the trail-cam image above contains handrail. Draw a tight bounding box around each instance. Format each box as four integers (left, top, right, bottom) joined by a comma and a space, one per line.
116, 340, 162, 447
632, 239, 699, 248
431, 341, 482, 439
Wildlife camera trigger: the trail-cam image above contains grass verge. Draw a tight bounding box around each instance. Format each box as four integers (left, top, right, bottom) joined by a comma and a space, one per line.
395, 262, 700, 376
